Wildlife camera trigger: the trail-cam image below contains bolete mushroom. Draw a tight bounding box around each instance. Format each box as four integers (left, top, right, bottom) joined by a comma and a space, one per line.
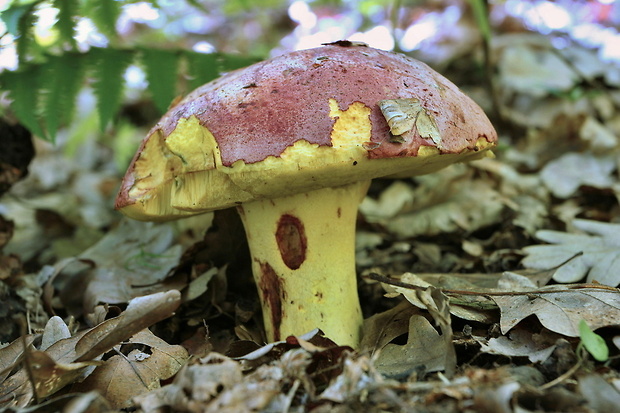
115, 42, 497, 348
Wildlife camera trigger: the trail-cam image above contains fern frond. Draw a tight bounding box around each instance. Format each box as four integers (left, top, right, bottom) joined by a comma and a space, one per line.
14, 2, 40, 62
184, 51, 260, 92
184, 51, 220, 91
140, 48, 180, 113
41, 53, 85, 139
88, 48, 134, 129
83, 0, 121, 40
52, 0, 79, 49
219, 53, 260, 72
0, 65, 46, 139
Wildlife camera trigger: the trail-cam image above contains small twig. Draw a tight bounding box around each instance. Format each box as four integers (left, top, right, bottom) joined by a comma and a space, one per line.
365, 272, 619, 298
539, 357, 583, 391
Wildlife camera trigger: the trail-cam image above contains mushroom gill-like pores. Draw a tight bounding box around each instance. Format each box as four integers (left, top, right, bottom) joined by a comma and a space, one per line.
114, 43, 498, 348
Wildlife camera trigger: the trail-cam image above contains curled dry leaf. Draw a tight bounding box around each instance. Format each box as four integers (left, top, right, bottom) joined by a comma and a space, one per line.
0, 291, 181, 408
385, 272, 497, 324
497, 40, 578, 97
360, 164, 505, 238
25, 350, 101, 400
522, 219, 620, 285
75, 290, 182, 362
0, 334, 36, 383
474, 328, 559, 363
77, 219, 183, 311
72, 329, 189, 409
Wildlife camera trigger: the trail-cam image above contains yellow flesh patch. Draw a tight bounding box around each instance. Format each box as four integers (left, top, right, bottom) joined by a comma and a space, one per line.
123, 100, 495, 220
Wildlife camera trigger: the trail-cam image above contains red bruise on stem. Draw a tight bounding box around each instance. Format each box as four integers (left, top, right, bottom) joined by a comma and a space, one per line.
276, 214, 307, 270
258, 261, 285, 341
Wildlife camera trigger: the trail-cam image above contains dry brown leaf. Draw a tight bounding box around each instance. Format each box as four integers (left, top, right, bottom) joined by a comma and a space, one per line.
0, 291, 181, 408
72, 329, 189, 409
387, 272, 497, 323
134, 353, 243, 411
474, 328, 559, 363
360, 301, 419, 354
491, 286, 620, 337
75, 290, 181, 362
522, 219, 620, 286
373, 315, 448, 378
386, 180, 504, 238
378, 271, 620, 338
0, 335, 36, 382
25, 350, 101, 399
76, 220, 183, 311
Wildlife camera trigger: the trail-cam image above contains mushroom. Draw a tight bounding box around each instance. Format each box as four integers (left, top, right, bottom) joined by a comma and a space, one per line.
115, 43, 497, 348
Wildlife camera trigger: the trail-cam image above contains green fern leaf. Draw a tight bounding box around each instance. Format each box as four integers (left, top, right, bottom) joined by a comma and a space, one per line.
0, 65, 46, 139
88, 48, 134, 129
52, 0, 79, 49
41, 53, 85, 139
83, 0, 121, 39
184, 51, 219, 91
185, 51, 260, 92
15, 2, 40, 62
141, 48, 180, 113
219, 53, 260, 72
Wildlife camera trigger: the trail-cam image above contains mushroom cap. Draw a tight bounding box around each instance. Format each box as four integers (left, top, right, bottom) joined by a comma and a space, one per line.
115, 43, 497, 221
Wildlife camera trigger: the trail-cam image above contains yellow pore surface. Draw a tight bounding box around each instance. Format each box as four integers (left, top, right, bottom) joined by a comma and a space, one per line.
123, 99, 494, 220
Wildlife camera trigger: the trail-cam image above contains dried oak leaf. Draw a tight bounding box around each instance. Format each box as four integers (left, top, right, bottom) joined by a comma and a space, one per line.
72, 329, 189, 409
373, 315, 448, 378
491, 285, 620, 337
522, 219, 620, 286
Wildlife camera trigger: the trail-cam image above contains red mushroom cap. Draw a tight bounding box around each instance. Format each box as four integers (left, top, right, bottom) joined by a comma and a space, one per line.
115, 44, 497, 220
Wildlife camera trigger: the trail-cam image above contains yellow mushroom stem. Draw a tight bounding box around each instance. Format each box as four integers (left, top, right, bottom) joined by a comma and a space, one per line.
236, 180, 370, 348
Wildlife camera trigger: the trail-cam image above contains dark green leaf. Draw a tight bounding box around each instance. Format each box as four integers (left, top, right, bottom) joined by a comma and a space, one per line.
184, 51, 259, 92
141, 48, 180, 113
15, 3, 40, 62
41, 53, 85, 139
0, 65, 46, 139
88, 48, 134, 129
52, 0, 79, 49
184, 51, 220, 91
83, 0, 121, 39
219, 53, 260, 72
